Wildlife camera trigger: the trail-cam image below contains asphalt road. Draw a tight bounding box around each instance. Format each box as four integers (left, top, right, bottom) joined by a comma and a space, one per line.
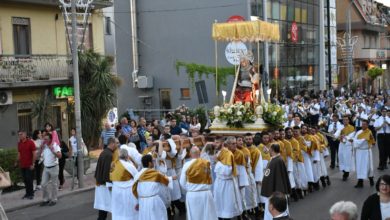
6, 147, 386, 220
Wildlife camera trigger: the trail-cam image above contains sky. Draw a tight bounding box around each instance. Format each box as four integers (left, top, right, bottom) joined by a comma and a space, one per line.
376, 0, 390, 7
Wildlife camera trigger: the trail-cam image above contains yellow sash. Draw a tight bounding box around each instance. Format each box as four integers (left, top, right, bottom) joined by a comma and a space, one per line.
281, 139, 293, 161
248, 146, 261, 173
258, 143, 271, 161
132, 169, 169, 198
357, 128, 375, 147
233, 149, 246, 166
217, 148, 237, 176
290, 137, 303, 162
110, 160, 133, 182
341, 124, 355, 136
186, 158, 212, 184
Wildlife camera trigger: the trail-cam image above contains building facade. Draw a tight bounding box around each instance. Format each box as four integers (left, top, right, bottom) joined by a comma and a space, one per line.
114, 0, 334, 117
336, 0, 389, 92
0, 0, 109, 148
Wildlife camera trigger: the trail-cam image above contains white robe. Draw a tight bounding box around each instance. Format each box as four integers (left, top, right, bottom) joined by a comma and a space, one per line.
252, 152, 263, 204
338, 132, 355, 172
180, 159, 217, 220
236, 164, 249, 211
311, 150, 321, 182
213, 161, 243, 218
111, 160, 139, 220
94, 184, 112, 212
293, 162, 308, 189
353, 131, 374, 179
165, 142, 182, 201
134, 168, 173, 220
259, 160, 269, 203
287, 157, 296, 188
244, 157, 258, 210
302, 151, 314, 183
319, 152, 328, 177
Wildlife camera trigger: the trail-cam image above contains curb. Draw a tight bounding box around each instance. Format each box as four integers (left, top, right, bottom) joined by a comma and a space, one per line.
5, 185, 95, 213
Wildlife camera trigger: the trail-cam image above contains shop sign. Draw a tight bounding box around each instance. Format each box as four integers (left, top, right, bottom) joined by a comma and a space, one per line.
53, 86, 74, 99
225, 41, 248, 65
291, 21, 298, 43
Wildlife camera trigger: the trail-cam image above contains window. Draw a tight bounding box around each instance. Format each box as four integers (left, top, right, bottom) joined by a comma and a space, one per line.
105, 16, 111, 35
160, 89, 172, 109
180, 88, 191, 99
272, 1, 280, 20
66, 23, 93, 51
12, 17, 31, 55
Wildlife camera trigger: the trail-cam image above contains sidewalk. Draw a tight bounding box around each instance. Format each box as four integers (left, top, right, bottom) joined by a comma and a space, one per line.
2, 149, 103, 212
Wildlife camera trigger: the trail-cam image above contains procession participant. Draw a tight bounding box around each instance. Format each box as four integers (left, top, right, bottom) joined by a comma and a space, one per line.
313, 126, 331, 187
161, 134, 185, 216
268, 192, 292, 220
261, 144, 291, 220
279, 129, 296, 200
338, 116, 355, 181
245, 133, 263, 220
214, 136, 243, 219
352, 120, 375, 188
132, 154, 175, 220
110, 148, 138, 220
309, 98, 321, 126
328, 114, 344, 169
297, 125, 314, 193
94, 137, 119, 220
290, 127, 307, 199
228, 136, 249, 219
293, 114, 304, 128
237, 136, 258, 217
180, 146, 217, 220
368, 107, 379, 140
374, 107, 390, 170
308, 127, 322, 191
353, 105, 367, 131
283, 113, 294, 129
118, 135, 142, 169
258, 132, 271, 209
273, 130, 287, 163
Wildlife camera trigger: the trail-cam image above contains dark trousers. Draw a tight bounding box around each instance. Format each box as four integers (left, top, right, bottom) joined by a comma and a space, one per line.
328, 139, 339, 167
34, 160, 43, 186
58, 159, 66, 186
21, 168, 34, 197
97, 210, 108, 220
378, 134, 389, 168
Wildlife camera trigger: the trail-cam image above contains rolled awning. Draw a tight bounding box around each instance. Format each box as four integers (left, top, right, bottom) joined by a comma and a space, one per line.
212, 20, 280, 42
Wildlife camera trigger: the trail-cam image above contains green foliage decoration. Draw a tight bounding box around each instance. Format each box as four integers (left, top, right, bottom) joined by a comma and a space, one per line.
367, 67, 384, 80
175, 60, 235, 90
0, 148, 23, 187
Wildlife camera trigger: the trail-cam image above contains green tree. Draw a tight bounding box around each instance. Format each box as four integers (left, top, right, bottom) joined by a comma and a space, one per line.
367, 67, 384, 94
76, 50, 121, 147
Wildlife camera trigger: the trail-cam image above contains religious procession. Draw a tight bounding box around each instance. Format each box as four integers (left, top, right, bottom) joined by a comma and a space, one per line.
93, 44, 390, 220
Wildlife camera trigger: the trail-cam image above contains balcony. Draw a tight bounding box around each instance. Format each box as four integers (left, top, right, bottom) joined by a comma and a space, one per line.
353, 48, 388, 60
0, 55, 72, 88
2, 0, 113, 9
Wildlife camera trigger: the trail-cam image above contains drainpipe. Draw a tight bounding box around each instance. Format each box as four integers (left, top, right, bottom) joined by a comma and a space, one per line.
130, 0, 139, 88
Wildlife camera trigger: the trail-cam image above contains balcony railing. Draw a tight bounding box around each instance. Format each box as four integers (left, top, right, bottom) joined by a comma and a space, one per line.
354, 49, 388, 60
0, 55, 72, 83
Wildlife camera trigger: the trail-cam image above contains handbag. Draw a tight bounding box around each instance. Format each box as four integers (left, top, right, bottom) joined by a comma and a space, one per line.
0, 167, 11, 189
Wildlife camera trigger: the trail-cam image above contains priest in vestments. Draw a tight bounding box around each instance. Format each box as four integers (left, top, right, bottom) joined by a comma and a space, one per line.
94, 137, 118, 220
110, 149, 139, 220
352, 120, 375, 188
338, 116, 355, 181
132, 154, 175, 220
214, 137, 243, 219
179, 146, 217, 220
261, 143, 291, 220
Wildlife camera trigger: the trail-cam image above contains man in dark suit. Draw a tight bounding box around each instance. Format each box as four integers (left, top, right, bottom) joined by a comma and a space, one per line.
268, 192, 292, 220
261, 144, 291, 220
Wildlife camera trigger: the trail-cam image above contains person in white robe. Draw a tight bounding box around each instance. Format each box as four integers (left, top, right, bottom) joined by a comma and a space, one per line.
351, 120, 375, 188
180, 146, 217, 220
338, 116, 355, 181
291, 127, 308, 197
214, 137, 243, 219
132, 154, 175, 220
110, 149, 138, 220
299, 125, 315, 193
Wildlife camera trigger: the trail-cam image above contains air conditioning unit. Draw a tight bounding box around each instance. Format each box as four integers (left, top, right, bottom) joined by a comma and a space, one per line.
137, 76, 154, 89
0, 91, 13, 105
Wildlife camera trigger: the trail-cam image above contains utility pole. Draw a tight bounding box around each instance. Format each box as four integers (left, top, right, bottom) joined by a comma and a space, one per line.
71, 0, 85, 188
319, 0, 326, 91
262, 0, 269, 101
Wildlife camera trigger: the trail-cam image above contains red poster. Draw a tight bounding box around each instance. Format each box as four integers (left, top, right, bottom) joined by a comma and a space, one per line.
291, 21, 298, 43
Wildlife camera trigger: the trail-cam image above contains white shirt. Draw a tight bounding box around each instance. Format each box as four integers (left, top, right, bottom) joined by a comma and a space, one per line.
380, 201, 390, 220
42, 142, 61, 167
328, 121, 344, 137
283, 120, 294, 129
309, 103, 320, 115
69, 136, 77, 156
374, 116, 390, 134
355, 111, 368, 127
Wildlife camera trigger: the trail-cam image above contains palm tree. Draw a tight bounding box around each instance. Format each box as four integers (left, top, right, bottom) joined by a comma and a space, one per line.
75, 50, 121, 147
